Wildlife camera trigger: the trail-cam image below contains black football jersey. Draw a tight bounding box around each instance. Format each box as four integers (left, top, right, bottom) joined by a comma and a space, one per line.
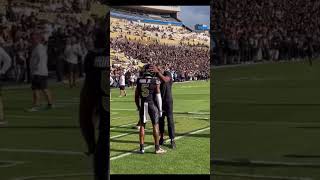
137, 76, 160, 103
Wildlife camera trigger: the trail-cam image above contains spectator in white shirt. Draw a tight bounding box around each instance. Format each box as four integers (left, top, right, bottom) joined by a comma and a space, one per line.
64, 36, 82, 88
119, 71, 126, 97
28, 32, 53, 112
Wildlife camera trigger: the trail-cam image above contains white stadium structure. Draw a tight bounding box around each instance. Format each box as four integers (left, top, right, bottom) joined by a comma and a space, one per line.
110, 6, 193, 31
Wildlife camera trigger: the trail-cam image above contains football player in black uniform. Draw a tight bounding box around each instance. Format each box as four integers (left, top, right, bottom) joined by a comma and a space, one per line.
135, 64, 166, 154
150, 64, 176, 149
79, 16, 109, 180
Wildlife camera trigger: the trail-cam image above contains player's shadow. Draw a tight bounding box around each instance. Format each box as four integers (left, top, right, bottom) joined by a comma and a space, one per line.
284, 154, 320, 158
111, 148, 154, 154
111, 139, 153, 145
294, 127, 320, 129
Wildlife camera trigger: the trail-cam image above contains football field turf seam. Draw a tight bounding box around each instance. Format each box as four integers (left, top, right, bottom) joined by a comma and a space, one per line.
110, 126, 210, 161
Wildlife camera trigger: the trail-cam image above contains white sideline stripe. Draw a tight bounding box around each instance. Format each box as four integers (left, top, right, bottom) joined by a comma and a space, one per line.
110, 122, 137, 130
111, 133, 131, 139
12, 173, 93, 180
213, 171, 312, 180
0, 161, 26, 168
110, 127, 210, 161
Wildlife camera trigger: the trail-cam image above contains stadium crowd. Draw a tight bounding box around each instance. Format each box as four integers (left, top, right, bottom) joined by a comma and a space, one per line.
215, 0, 320, 65
110, 17, 210, 87
0, 0, 100, 83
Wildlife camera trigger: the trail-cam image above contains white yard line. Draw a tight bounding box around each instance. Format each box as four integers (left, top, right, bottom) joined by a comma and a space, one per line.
110, 126, 210, 161
0, 160, 26, 168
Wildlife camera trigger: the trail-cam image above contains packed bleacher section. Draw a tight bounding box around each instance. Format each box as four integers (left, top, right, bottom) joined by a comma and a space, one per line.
213, 0, 320, 65
110, 9, 210, 86
0, 0, 103, 83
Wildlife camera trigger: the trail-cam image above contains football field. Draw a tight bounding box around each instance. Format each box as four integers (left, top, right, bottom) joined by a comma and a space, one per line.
110, 80, 210, 174
0, 82, 93, 180
212, 60, 320, 180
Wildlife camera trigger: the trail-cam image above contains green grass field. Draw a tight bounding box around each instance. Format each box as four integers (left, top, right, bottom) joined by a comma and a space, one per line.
0, 82, 94, 180
110, 80, 210, 174
212, 60, 320, 180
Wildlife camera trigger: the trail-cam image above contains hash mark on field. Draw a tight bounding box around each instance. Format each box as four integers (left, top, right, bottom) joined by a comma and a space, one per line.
110, 126, 210, 161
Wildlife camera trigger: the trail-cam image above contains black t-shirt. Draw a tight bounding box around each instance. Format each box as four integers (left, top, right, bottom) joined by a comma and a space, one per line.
160, 71, 173, 104
83, 48, 108, 97
137, 76, 160, 103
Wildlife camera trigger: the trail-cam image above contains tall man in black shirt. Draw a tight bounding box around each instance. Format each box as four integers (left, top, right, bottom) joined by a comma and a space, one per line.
79, 17, 109, 180
150, 64, 176, 149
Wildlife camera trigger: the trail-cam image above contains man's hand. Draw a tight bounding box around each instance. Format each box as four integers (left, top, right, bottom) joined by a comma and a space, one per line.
149, 65, 160, 74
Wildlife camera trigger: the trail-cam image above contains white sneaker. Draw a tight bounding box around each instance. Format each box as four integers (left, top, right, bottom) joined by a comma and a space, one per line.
155, 147, 167, 154
27, 106, 41, 112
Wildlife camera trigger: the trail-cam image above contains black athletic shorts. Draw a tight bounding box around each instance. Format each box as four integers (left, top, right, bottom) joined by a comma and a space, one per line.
139, 102, 159, 125
31, 75, 48, 90
67, 62, 78, 74
119, 85, 125, 90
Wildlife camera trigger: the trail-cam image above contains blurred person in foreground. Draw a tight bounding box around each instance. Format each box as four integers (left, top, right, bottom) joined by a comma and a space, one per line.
0, 42, 12, 126
79, 16, 109, 180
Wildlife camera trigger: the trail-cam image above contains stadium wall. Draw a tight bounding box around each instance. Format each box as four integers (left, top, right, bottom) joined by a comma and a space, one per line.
110, 11, 183, 26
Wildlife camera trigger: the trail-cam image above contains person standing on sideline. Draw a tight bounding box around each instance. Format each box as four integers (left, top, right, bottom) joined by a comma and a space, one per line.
119, 71, 126, 97
28, 32, 54, 112
65, 36, 82, 88
150, 64, 176, 149
0, 45, 12, 126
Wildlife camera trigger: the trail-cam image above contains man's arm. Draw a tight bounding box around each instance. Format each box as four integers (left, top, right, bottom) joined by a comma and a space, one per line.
149, 65, 170, 83
155, 83, 162, 117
